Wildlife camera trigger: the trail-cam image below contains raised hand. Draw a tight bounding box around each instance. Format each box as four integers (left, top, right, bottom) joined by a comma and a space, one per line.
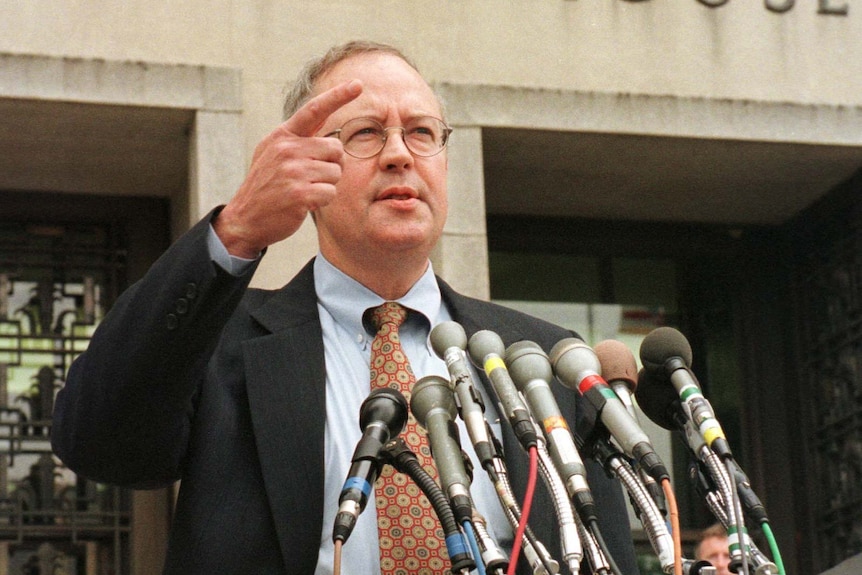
213, 79, 362, 258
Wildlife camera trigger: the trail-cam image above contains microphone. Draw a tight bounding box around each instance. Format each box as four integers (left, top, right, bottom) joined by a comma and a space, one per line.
594, 339, 667, 510
429, 321, 496, 469
504, 340, 597, 524
466, 329, 538, 450
637, 328, 778, 573
410, 375, 474, 524
594, 339, 640, 421
636, 348, 770, 528
549, 337, 669, 484
332, 387, 408, 544
467, 330, 563, 574
637, 327, 732, 459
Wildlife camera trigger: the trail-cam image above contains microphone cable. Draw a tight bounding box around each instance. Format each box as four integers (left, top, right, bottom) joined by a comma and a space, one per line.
531, 419, 610, 575
466, 329, 562, 574
586, 517, 621, 575
661, 477, 683, 575
576, 513, 609, 575
506, 444, 539, 575
688, 421, 779, 575
380, 438, 476, 574
708, 451, 751, 575
761, 522, 786, 575
689, 458, 779, 574
726, 460, 785, 574
333, 539, 343, 575
461, 519, 488, 575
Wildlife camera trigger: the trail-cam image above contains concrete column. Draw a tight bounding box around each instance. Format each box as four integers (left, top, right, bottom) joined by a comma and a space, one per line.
186, 108, 245, 234
432, 125, 490, 300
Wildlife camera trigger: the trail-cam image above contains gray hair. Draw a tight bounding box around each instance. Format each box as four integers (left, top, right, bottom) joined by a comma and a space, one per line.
282, 40, 445, 121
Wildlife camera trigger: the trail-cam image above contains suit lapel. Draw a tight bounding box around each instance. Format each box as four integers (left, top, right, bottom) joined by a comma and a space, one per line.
244, 261, 327, 570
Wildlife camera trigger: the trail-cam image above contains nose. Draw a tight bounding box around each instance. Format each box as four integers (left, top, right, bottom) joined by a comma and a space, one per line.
378, 128, 413, 169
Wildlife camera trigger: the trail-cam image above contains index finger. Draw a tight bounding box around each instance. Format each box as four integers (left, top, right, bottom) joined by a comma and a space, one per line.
285, 79, 363, 137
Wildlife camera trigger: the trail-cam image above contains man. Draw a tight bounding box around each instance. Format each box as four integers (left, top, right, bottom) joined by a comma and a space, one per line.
695, 524, 732, 575
52, 41, 637, 574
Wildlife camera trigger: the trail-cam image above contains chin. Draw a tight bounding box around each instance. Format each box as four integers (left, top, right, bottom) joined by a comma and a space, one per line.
374, 230, 435, 253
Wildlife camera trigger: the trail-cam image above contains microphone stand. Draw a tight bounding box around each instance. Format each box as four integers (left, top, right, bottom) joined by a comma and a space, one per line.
518, 407, 613, 575
681, 418, 781, 575
689, 457, 779, 574
487, 434, 561, 575
583, 435, 677, 574
529, 420, 585, 575
470, 508, 510, 575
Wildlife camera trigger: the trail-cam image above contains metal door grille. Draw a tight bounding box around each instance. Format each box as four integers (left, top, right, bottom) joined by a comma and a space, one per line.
0, 219, 129, 575
794, 192, 862, 570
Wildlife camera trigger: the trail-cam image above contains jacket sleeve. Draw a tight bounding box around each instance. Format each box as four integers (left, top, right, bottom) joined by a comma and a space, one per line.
51, 211, 259, 489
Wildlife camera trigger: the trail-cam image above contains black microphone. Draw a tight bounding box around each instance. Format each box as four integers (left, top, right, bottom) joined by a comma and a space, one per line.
466, 329, 538, 450
332, 387, 408, 544
637, 327, 732, 459
504, 340, 597, 524
633, 366, 683, 432
410, 375, 474, 524
550, 337, 669, 483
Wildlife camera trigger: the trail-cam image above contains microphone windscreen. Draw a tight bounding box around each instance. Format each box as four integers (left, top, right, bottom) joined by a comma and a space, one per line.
638, 327, 693, 372
504, 340, 553, 390
359, 387, 409, 438
634, 368, 680, 431
430, 321, 468, 358
594, 339, 638, 391
410, 376, 457, 428
466, 330, 505, 367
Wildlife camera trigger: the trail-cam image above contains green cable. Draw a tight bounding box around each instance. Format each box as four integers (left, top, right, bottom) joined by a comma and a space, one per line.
761, 522, 786, 575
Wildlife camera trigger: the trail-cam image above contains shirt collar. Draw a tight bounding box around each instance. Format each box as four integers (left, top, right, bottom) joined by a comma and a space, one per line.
314, 253, 443, 336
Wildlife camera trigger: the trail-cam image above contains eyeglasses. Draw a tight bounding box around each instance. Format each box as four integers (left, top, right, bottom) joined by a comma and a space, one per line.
324, 116, 453, 159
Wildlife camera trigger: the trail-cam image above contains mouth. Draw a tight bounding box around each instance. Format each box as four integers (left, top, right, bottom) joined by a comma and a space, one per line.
377, 187, 420, 202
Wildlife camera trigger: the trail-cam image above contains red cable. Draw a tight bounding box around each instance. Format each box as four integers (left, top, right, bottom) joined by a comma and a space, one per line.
507, 445, 539, 575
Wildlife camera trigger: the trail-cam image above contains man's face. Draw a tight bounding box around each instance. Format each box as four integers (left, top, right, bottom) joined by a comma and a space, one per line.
698, 536, 731, 575
312, 52, 448, 271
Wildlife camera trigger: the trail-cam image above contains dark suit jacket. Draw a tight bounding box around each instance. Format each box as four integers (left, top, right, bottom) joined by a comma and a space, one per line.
52, 214, 639, 574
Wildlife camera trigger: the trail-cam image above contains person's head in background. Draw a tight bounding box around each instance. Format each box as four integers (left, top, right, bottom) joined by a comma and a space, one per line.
695, 523, 732, 575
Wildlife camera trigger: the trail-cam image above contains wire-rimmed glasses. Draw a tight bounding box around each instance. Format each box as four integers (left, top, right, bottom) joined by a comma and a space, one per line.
324, 116, 452, 159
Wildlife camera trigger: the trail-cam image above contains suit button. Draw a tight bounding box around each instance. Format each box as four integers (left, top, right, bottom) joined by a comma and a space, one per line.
176, 297, 189, 315
166, 313, 179, 330
185, 283, 198, 300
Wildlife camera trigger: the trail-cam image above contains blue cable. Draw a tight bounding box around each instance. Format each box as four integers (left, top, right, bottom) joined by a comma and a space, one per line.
461, 520, 487, 575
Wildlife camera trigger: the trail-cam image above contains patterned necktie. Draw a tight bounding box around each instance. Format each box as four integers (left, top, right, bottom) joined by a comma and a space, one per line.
368, 302, 450, 575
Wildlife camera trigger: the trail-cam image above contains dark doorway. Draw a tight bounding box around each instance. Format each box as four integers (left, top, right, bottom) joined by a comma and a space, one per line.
0, 190, 171, 575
